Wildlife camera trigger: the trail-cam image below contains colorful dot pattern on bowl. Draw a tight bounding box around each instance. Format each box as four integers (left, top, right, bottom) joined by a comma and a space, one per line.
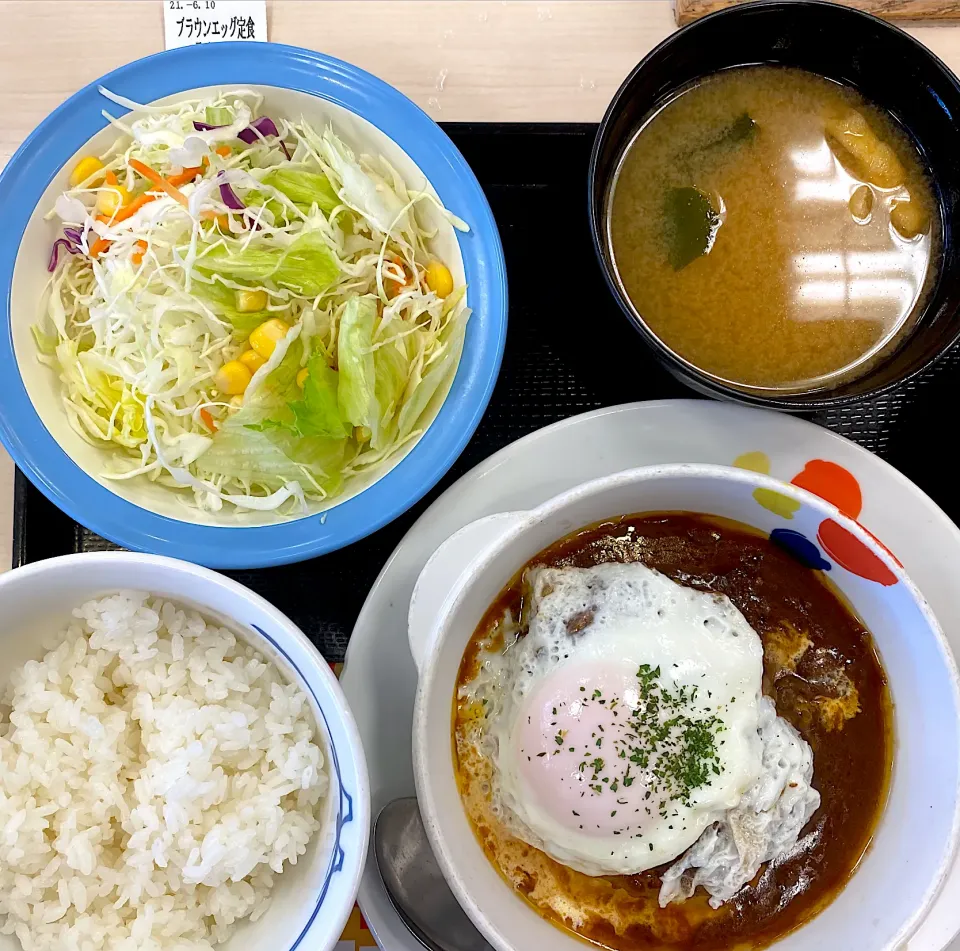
770, 527, 833, 570
732, 451, 803, 519
733, 452, 898, 586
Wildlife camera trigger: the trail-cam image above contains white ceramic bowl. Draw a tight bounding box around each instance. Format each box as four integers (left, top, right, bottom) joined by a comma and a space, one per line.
0, 551, 370, 951
410, 463, 960, 951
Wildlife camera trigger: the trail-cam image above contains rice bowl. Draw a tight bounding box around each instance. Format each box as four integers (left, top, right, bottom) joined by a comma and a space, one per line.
0, 552, 369, 951
0, 591, 327, 950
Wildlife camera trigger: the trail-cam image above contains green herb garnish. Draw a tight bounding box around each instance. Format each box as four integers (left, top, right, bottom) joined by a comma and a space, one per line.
575, 663, 725, 816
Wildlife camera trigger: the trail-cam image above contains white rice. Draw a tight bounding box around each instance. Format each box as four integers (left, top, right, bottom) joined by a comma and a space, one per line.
0, 591, 328, 951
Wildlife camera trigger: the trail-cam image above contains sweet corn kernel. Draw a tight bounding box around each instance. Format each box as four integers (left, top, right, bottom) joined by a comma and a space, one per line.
238, 349, 267, 374
296, 367, 309, 388
248, 318, 290, 359
96, 184, 132, 217
214, 360, 253, 395
236, 289, 268, 313
70, 156, 105, 187
355, 425, 372, 443
425, 260, 454, 298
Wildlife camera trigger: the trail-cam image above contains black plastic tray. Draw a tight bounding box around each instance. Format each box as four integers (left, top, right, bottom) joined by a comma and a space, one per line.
12, 123, 960, 662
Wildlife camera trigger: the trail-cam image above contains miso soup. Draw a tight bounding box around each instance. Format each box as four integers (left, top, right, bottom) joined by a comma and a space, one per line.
607, 66, 938, 391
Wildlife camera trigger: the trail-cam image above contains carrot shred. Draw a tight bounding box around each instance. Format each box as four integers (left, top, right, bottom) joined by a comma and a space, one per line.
104, 170, 118, 186
201, 210, 231, 230
111, 192, 157, 224
131, 239, 148, 266
200, 408, 218, 433
128, 158, 189, 208
88, 237, 111, 259
166, 165, 203, 187
385, 254, 410, 298
95, 214, 112, 224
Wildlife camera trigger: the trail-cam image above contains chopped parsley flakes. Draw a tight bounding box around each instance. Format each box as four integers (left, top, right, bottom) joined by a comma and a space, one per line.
561, 664, 727, 823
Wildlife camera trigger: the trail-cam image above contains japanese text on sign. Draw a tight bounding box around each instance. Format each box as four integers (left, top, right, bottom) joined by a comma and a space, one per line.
163, 0, 267, 50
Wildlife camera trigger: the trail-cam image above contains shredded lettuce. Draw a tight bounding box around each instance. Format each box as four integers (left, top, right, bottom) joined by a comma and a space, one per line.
205, 105, 234, 126
311, 127, 411, 236
337, 296, 380, 447
398, 299, 468, 440
374, 335, 411, 445
31, 325, 58, 355
36, 88, 470, 514
250, 353, 346, 440
192, 280, 266, 338
234, 330, 305, 426
260, 167, 339, 214
197, 230, 340, 298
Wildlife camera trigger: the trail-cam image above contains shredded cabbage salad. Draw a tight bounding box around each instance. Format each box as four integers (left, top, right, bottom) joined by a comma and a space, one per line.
36, 87, 470, 514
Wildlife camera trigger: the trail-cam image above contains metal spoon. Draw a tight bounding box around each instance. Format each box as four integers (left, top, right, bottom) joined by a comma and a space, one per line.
375, 797, 493, 951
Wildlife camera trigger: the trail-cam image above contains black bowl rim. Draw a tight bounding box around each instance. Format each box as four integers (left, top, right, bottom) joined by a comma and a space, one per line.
587, 0, 960, 411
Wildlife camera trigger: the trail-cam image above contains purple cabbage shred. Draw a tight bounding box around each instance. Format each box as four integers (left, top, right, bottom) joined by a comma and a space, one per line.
48, 230, 83, 272
193, 116, 290, 158
237, 117, 279, 143
218, 177, 246, 210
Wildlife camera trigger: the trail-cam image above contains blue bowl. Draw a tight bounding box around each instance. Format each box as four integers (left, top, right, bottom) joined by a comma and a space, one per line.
0, 43, 507, 568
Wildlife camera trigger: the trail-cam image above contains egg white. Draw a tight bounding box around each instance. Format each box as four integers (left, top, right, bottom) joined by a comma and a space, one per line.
659, 694, 821, 907
481, 563, 766, 877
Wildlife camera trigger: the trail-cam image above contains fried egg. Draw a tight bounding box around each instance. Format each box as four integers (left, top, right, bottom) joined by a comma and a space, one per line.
470, 562, 819, 894
659, 694, 820, 907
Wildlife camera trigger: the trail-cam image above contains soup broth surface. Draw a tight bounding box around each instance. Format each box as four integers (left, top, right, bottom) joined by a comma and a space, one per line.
454, 513, 892, 950
608, 67, 938, 390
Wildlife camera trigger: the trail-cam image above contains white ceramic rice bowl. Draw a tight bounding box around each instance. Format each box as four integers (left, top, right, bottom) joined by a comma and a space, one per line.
0, 551, 370, 951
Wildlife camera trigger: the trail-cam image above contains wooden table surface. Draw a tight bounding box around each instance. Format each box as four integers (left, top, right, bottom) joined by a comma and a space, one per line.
3, 0, 960, 573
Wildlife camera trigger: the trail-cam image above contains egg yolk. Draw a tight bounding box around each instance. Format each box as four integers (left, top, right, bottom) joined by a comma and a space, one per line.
514, 662, 668, 840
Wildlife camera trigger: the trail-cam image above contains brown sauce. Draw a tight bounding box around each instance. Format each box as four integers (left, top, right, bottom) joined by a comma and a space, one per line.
454, 513, 892, 950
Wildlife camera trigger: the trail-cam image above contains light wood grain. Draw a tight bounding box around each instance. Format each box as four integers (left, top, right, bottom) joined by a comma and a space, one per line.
0, 0, 679, 169
3, 0, 960, 577
4, 0, 960, 163
676, 0, 960, 24
5, 1, 960, 157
